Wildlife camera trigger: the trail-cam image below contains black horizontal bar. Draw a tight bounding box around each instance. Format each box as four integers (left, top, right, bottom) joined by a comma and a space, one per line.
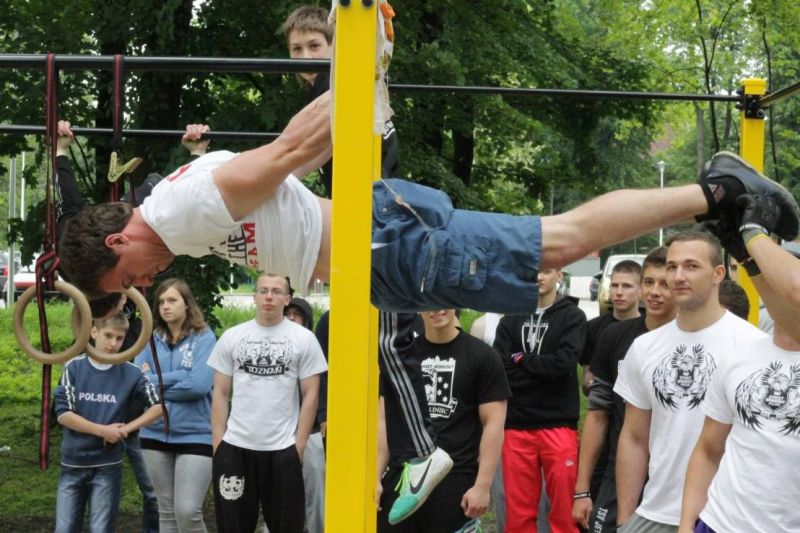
0, 124, 279, 141
760, 80, 800, 108
0, 54, 742, 103
0, 54, 329, 73
390, 83, 741, 103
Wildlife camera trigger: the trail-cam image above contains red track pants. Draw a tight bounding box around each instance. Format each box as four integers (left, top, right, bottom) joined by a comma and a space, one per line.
502, 427, 579, 533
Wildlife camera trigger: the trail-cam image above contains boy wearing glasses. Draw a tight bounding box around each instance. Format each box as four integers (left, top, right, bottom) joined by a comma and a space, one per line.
208, 272, 327, 533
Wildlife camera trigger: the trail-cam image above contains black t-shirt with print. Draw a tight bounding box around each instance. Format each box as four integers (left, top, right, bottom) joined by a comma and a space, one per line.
590, 315, 649, 460
411, 331, 511, 475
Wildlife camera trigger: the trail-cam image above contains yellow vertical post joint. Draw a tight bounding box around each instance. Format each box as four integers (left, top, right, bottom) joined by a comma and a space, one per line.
738, 78, 767, 325
326, 2, 380, 533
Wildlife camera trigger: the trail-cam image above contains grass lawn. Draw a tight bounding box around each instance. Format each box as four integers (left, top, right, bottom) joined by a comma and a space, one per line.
0, 303, 588, 531
0, 402, 218, 532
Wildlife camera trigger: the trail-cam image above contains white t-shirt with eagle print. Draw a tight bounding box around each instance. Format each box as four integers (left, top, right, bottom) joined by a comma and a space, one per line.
700, 336, 800, 533
614, 311, 766, 526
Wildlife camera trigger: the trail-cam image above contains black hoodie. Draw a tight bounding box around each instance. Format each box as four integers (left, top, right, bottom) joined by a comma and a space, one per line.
493, 296, 587, 430
286, 297, 314, 330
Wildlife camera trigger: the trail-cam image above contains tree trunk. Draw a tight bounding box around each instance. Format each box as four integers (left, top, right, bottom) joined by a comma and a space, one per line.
695, 102, 705, 175
133, 0, 194, 176
451, 99, 474, 185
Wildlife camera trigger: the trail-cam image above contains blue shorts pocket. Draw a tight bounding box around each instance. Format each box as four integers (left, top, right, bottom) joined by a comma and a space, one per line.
427, 231, 491, 292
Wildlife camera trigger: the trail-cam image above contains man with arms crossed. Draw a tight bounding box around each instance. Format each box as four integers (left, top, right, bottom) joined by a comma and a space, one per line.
572, 247, 676, 533
209, 273, 327, 533
613, 231, 765, 532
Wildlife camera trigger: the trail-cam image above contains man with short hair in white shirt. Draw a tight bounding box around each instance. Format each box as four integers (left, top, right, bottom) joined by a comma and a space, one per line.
614, 230, 765, 533
678, 195, 800, 533
209, 272, 327, 533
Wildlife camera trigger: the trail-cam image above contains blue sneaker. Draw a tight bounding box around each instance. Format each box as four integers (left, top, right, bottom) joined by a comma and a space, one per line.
387, 447, 453, 524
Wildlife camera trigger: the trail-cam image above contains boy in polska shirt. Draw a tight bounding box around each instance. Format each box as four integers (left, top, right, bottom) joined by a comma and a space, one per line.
54, 313, 161, 533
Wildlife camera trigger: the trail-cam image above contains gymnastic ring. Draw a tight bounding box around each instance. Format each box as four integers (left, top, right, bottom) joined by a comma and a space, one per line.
73, 287, 154, 364
12, 280, 93, 365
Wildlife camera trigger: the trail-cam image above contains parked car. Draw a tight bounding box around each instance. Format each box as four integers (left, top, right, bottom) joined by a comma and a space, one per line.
1, 256, 64, 301
0, 251, 22, 299
589, 271, 602, 301
598, 254, 646, 315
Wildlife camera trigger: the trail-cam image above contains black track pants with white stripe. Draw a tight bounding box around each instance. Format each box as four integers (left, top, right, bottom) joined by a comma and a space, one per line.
379, 311, 437, 458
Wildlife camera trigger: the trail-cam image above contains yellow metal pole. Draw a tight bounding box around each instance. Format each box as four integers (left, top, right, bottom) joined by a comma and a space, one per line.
738, 78, 767, 325
326, 2, 380, 532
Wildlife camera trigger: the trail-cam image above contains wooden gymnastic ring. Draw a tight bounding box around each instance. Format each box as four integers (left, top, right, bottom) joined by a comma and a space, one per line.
12, 280, 93, 365
73, 287, 154, 364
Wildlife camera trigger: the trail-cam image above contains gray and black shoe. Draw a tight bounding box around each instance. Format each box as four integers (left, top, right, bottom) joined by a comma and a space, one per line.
697, 151, 800, 240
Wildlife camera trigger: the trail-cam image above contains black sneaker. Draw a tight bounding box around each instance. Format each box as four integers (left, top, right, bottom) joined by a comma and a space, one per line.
697, 151, 800, 240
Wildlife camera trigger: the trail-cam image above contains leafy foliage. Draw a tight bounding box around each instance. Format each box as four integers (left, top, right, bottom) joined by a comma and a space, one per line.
2, 0, 800, 297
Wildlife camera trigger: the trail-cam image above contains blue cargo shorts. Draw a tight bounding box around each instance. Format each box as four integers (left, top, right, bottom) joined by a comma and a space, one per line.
370, 179, 541, 313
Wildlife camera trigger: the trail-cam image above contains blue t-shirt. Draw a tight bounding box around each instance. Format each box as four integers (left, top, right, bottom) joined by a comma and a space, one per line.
55, 356, 159, 467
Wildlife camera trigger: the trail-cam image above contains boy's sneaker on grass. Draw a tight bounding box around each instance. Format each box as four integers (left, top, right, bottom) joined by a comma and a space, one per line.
388, 447, 453, 525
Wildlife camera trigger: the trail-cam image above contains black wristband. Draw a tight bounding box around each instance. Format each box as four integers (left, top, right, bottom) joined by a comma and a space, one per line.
573, 491, 591, 500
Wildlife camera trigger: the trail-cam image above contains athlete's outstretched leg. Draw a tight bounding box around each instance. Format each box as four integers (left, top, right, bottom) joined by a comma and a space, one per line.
541, 151, 800, 270
540, 184, 707, 269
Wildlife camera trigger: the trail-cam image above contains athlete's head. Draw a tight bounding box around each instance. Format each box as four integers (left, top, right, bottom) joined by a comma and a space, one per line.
59, 202, 174, 298
665, 230, 725, 312
59, 202, 133, 298
254, 273, 292, 326
640, 246, 675, 322
282, 5, 333, 84
154, 278, 207, 338
718, 279, 749, 320
537, 268, 563, 300
609, 260, 642, 316
91, 312, 129, 355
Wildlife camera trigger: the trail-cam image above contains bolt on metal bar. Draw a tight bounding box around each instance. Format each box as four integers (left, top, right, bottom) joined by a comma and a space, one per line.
759, 80, 800, 109
0, 124, 279, 140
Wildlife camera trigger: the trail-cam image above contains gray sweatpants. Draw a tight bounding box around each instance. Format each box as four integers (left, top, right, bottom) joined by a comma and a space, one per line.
302, 432, 326, 533
142, 449, 212, 533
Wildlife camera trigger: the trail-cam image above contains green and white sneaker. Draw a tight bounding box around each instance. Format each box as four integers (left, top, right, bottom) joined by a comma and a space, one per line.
388, 447, 453, 524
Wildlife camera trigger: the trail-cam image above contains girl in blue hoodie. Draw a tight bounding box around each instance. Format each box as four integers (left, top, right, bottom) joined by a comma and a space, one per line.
135, 278, 216, 532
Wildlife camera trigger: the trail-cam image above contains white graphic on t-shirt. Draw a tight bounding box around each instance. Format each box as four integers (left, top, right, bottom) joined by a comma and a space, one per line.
421, 356, 459, 419
219, 475, 245, 500
735, 361, 800, 436
179, 343, 194, 369
233, 336, 293, 379
652, 343, 716, 410
207, 222, 260, 269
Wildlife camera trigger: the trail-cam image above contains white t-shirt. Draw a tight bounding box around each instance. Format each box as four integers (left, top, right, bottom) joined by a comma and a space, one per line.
480, 313, 503, 346
700, 336, 800, 533
140, 151, 323, 293
614, 311, 766, 525
207, 318, 327, 451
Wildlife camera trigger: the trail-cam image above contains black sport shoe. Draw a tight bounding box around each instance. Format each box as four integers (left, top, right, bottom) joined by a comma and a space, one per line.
697, 151, 800, 240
